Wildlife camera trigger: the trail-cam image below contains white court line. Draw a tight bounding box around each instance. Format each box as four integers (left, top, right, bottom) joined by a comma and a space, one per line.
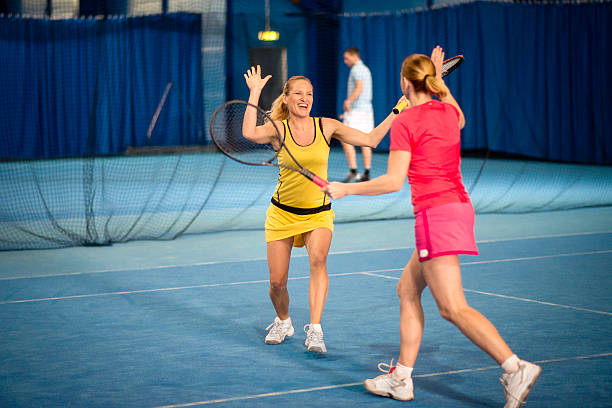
462, 289, 612, 316
0, 270, 397, 305
1, 230, 611, 281
154, 352, 612, 408
2, 250, 612, 309
461, 249, 612, 266
363, 252, 612, 316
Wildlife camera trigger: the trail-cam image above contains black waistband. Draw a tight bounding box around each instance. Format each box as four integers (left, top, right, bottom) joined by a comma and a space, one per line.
271, 198, 331, 215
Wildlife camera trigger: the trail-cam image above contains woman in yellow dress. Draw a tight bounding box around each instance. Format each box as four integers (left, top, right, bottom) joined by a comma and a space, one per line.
242, 65, 401, 352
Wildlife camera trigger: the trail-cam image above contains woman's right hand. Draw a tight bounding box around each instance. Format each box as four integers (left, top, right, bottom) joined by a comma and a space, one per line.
244, 65, 272, 93
430, 45, 445, 80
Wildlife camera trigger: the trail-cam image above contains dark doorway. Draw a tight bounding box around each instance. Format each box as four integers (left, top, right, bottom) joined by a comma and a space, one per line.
249, 46, 287, 111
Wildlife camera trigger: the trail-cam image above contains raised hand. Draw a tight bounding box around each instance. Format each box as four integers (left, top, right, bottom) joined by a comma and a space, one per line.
430, 45, 445, 80
244, 65, 272, 94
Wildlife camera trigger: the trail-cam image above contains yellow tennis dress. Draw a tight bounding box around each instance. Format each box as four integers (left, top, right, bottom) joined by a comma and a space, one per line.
265, 117, 334, 247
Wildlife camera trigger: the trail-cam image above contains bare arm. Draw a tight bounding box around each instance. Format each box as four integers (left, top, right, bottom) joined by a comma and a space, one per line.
431, 45, 466, 129
325, 96, 406, 148
242, 65, 279, 143
322, 150, 411, 199
439, 91, 465, 129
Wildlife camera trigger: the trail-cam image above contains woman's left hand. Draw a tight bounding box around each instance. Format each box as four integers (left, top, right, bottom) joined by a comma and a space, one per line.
322, 182, 350, 200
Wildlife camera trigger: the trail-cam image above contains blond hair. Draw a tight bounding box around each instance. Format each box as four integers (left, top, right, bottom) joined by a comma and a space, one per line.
269, 76, 313, 121
401, 54, 448, 98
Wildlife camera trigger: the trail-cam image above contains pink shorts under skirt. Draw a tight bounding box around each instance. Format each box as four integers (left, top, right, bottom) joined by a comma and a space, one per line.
414, 201, 479, 262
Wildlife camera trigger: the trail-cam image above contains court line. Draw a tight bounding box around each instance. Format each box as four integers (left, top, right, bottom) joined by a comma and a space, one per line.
2, 250, 611, 308
462, 289, 612, 316
329, 230, 612, 256
461, 249, 612, 266
154, 352, 612, 407
363, 251, 612, 316
0, 270, 395, 305
364, 272, 612, 316
1, 230, 611, 281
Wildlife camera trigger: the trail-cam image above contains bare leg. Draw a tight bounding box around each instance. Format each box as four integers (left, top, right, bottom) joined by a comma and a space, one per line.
266, 236, 294, 319
423, 255, 514, 364
397, 250, 427, 367
341, 142, 358, 170
302, 228, 332, 324
362, 146, 372, 170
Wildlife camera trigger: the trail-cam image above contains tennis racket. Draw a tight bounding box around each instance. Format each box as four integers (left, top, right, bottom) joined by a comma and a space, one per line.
209, 100, 329, 188
392, 55, 464, 114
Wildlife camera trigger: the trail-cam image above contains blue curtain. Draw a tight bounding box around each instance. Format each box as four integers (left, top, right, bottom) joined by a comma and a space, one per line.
338, 2, 611, 164
0, 13, 203, 159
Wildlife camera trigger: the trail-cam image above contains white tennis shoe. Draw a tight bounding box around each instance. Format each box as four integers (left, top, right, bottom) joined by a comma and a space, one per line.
364, 360, 414, 401
304, 324, 326, 353
500, 360, 542, 408
264, 317, 294, 344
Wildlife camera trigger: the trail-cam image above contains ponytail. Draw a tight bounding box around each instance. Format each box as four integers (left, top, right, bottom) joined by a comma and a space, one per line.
424, 75, 448, 99
401, 54, 448, 98
269, 94, 289, 121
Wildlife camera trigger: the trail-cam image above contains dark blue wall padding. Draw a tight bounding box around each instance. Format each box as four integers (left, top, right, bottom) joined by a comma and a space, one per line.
0, 13, 203, 159
338, 2, 611, 164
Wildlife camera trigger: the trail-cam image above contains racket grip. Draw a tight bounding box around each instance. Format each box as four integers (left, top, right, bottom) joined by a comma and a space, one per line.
312, 175, 329, 188
392, 99, 408, 114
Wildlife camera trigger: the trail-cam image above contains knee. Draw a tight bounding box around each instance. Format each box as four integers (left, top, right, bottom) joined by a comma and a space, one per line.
438, 304, 470, 323
309, 253, 328, 272
269, 279, 287, 292
396, 281, 419, 302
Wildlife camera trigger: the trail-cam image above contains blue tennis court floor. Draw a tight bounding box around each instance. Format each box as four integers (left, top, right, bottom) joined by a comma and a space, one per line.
1, 206, 611, 407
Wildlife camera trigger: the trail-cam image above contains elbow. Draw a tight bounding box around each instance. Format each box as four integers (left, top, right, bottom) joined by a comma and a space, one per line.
389, 178, 404, 192
391, 183, 403, 193
367, 134, 381, 149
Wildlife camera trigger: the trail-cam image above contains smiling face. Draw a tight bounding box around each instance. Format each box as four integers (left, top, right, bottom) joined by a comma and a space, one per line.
282, 79, 313, 118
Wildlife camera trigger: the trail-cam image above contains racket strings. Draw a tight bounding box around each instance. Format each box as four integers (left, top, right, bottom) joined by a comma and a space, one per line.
441, 56, 463, 77
210, 102, 279, 165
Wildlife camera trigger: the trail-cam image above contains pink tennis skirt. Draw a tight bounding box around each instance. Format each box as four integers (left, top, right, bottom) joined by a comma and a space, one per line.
414, 201, 479, 262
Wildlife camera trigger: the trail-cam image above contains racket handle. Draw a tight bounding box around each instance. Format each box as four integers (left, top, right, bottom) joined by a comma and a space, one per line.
392, 99, 408, 114
311, 175, 329, 188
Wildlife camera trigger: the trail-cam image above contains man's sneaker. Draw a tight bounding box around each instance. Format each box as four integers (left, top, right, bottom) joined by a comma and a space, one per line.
304, 324, 327, 353
342, 172, 361, 183
364, 360, 414, 401
500, 360, 542, 408
359, 172, 370, 182
264, 317, 294, 344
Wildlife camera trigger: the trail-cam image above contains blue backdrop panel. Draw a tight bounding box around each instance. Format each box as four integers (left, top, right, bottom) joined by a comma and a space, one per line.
0, 13, 202, 159
338, 2, 611, 164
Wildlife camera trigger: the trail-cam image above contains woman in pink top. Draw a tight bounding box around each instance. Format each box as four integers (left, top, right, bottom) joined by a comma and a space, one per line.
323, 46, 540, 408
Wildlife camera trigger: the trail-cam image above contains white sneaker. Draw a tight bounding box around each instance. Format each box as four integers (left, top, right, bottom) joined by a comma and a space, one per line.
500, 360, 542, 408
264, 317, 294, 344
364, 360, 414, 401
304, 324, 327, 353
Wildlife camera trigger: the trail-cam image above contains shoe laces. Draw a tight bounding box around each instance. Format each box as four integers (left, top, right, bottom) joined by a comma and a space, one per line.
499, 367, 526, 405
266, 319, 285, 337
303, 324, 323, 343
377, 358, 396, 375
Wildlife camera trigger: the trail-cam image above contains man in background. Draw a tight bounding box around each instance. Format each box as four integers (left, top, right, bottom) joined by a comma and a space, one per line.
341, 47, 373, 182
